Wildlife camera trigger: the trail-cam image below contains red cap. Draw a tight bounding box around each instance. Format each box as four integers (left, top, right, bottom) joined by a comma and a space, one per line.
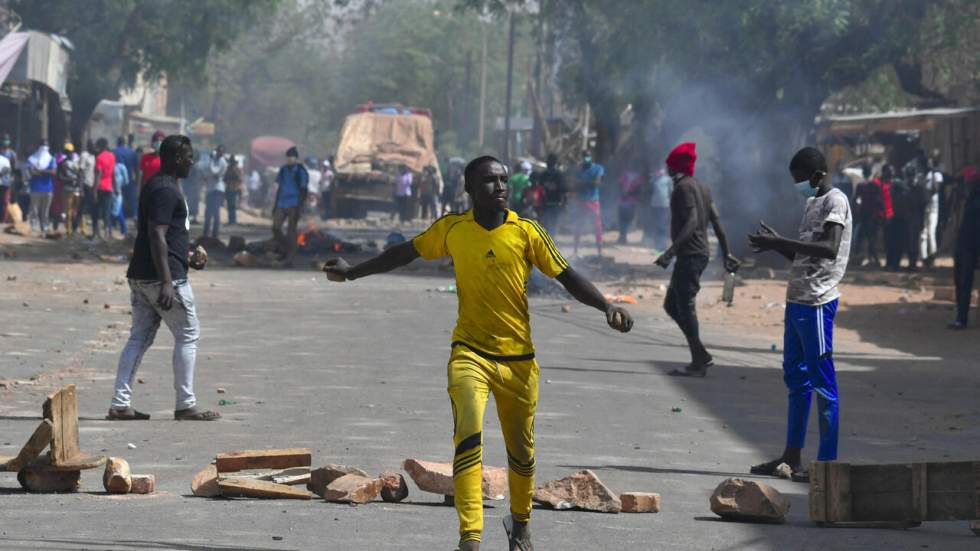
666, 142, 697, 177
151, 130, 166, 142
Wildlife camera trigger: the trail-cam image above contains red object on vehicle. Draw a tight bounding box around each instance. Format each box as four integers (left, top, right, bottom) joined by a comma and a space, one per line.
250, 136, 297, 170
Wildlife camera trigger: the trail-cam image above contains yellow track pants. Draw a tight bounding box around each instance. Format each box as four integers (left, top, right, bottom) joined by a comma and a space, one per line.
447, 345, 538, 545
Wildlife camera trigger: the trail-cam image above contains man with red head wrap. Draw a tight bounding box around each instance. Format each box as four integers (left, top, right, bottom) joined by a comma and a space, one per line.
655, 142, 740, 377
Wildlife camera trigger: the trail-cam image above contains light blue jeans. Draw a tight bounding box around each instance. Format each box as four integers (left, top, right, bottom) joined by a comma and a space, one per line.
111, 279, 199, 410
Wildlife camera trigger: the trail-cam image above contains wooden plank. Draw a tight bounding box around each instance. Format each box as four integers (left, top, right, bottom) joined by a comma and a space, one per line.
45, 385, 81, 466
217, 478, 313, 500
926, 461, 976, 521
219, 466, 310, 483
911, 463, 928, 521
273, 473, 312, 486
827, 462, 852, 522
809, 461, 828, 523
29, 453, 106, 471
215, 448, 311, 473
0, 454, 15, 471
6, 419, 53, 472
851, 464, 915, 521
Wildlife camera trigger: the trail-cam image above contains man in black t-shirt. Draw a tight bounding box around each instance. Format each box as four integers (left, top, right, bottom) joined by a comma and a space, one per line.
537, 153, 566, 235
108, 135, 220, 421
655, 143, 739, 377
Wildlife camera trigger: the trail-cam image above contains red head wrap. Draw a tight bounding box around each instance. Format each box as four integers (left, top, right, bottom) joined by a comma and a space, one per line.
666, 142, 697, 177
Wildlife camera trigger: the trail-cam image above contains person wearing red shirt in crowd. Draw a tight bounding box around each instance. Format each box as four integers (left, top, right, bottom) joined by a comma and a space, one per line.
140, 130, 166, 189
94, 138, 117, 239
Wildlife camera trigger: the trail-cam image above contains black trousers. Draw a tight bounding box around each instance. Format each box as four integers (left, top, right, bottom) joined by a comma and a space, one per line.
664, 254, 709, 353
954, 214, 979, 324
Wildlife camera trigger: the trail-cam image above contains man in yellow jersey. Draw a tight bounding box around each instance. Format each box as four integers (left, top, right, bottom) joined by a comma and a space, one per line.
324, 156, 633, 551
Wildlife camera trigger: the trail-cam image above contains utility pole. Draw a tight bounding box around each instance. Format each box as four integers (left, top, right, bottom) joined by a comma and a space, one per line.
503, 11, 516, 162
478, 24, 487, 148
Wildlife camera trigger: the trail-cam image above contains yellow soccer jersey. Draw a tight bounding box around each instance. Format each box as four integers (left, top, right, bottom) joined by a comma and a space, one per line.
413, 209, 569, 360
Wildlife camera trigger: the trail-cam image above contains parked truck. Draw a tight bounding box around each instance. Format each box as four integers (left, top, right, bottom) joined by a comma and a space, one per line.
331, 104, 440, 218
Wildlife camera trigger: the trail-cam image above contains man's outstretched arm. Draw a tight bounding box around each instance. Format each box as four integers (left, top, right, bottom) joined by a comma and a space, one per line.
323, 240, 420, 281
556, 268, 633, 333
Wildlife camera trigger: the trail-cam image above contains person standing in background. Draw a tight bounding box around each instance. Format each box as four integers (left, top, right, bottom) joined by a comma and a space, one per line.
94, 138, 117, 240
418, 165, 441, 220
79, 140, 97, 238
27, 140, 57, 235
0, 143, 11, 223
537, 153, 565, 235
919, 158, 943, 268
616, 161, 644, 245
272, 146, 308, 265
509, 161, 532, 214
394, 164, 414, 223
648, 167, 673, 252
320, 158, 334, 220
949, 168, 980, 330
58, 143, 82, 237
572, 150, 605, 257
304, 156, 322, 218
112, 157, 130, 237
203, 144, 227, 239
113, 136, 138, 219
223, 156, 243, 226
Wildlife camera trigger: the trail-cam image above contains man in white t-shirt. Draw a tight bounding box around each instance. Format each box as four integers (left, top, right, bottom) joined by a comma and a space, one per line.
919, 159, 943, 267
305, 156, 322, 215
748, 147, 852, 483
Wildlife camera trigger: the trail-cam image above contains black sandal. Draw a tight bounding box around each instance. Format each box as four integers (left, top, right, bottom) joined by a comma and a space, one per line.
749, 458, 786, 476
669, 359, 714, 378
174, 407, 221, 421
105, 407, 151, 420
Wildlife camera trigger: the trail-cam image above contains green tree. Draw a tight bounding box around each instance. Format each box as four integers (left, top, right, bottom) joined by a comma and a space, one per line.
9, 0, 277, 141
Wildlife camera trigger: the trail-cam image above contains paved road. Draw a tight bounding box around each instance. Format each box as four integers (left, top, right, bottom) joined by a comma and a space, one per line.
1, 255, 978, 550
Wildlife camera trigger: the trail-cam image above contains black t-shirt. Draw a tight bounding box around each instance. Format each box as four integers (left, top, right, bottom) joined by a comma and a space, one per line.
538, 168, 565, 206
669, 176, 712, 257
127, 174, 190, 281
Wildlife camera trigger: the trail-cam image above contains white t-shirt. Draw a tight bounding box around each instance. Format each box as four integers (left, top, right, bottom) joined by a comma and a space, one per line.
79, 152, 95, 188
307, 168, 322, 195
786, 188, 852, 305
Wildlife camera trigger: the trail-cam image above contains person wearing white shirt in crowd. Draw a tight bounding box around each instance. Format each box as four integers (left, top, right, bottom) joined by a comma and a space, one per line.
919, 158, 943, 268
320, 158, 334, 220
305, 156, 322, 215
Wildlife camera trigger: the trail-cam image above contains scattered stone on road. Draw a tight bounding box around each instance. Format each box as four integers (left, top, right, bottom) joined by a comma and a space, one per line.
402, 458, 506, 500
379, 470, 409, 502
103, 457, 132, 494
190, 463, 220, 497
309, 464, 370, 497
533, 469, 622, 513
620, 492, 662, 513
775, 462, 792, 479
324, 474, 383, 504
709, 478, 789, 523
130, 474, 156, 494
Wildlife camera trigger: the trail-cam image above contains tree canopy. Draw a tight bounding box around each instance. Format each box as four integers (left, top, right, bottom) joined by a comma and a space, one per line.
9, 0, 276, 139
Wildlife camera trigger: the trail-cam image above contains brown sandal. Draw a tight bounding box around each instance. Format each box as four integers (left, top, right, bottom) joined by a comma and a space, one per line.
106, 407, 151, 420
174, 407, 221, 421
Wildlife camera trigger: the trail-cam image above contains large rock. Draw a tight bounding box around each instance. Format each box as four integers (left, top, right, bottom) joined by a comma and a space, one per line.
533, 469, 621, 513
130, 474, 156, 494
402, 459, 506, 500
709, 478, 789, 523
379, 471, 409, 502
18, 466, 81, 493
323, 474, 382, 504
309, 464, 370, 497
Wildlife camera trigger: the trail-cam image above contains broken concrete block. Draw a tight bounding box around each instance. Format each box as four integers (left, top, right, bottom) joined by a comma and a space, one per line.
215, 448, 311, 473
533, 469, 621, 513
130, 474, 155, 494
103, 457, 132, 494
775, 462, 792, 480
402, 459, 506, 499
309, 464, 370, 497
710, 478, 789, 523
379, 471, 409, 502
18, 465, 81, 493
191, 463, 221, 497
324, 474, 382, 504
621, 492, 661, 513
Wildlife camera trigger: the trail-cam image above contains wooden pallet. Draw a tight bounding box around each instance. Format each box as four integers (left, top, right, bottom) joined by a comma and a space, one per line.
810, 460, 980, 534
